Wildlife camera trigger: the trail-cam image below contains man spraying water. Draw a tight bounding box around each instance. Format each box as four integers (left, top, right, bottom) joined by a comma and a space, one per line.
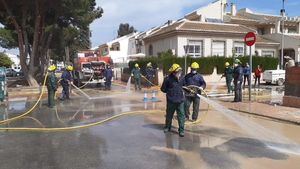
183, 62, 206, 122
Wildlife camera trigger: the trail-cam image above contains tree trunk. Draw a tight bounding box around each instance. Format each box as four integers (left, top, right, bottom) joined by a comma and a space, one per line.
65, 46, 70, 64
1, 0, 39, 87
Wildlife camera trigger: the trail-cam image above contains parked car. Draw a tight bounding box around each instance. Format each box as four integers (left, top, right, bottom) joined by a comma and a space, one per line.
263, 69, 285, 86
6, 68, 17, 77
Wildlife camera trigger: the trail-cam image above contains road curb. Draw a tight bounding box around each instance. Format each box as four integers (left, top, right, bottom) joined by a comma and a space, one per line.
229, 108, 300, 125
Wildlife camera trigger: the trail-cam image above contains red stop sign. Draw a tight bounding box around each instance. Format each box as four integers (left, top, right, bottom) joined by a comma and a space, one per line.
244, 32, 256, 46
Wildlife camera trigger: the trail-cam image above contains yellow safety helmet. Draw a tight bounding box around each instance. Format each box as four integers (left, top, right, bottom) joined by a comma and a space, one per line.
225, 62, 230, 67
135, 63, 139, 68
234, 59, 241, 64
169, 63, 182, 72
147, 62, 152, 67
66, 65, 74, 71
48, 65, 56, 71
191, 62, 200, 69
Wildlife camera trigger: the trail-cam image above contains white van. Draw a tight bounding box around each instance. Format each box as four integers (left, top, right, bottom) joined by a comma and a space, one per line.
263, 70, 285, 86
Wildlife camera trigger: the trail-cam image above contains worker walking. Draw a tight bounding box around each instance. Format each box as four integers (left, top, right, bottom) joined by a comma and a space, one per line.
47, 65, 57, 108
222, 62, 234, 94
145, 62, 156, 88
183, 62, 206, 122
104, 64, 113, 90
60, 65, 73, 100
161, 64, 185, 137
233, 59, 244, 102
131, 63, 141, 91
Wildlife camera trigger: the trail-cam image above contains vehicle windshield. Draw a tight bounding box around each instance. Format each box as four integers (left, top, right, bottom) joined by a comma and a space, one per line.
82, 63, 91, 69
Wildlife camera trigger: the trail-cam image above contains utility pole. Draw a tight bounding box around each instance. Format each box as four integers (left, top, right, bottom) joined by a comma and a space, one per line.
280, 0, 286, 69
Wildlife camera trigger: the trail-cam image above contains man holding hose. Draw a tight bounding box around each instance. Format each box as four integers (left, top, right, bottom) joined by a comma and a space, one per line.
183, 62, 206, 122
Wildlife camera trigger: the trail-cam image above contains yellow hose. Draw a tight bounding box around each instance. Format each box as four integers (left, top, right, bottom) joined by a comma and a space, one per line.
0, 110, 165, 132
77, 70, 95, 89
0, 72, 48, 125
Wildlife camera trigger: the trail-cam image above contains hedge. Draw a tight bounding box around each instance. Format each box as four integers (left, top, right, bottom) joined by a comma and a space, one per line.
128, 53, 279, 75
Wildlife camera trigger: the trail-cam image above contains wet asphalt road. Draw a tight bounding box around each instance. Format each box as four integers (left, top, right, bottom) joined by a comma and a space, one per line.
0, 85, 300, 169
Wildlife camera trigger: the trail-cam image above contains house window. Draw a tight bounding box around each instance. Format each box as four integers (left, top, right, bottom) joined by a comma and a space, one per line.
233, 42, 245, 56
262, 50, 275, 57
258, 28, 265, 35
149, 44, 153, 56
184, 40, 203, 57
212, 41, 225, 57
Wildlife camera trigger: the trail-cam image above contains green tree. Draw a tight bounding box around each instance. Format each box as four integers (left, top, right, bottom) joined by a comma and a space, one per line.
0, 0, 103, 86
117, 23, 136, 37
0, 52, 13, 68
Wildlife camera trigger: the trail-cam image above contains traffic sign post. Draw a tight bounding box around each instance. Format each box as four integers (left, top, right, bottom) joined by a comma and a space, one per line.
244, 32, 256, 102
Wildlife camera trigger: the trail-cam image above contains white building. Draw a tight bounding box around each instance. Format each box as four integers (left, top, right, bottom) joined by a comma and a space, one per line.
4, 52, 21, 72
140, 0, 299, 64
98, 32, 141, 63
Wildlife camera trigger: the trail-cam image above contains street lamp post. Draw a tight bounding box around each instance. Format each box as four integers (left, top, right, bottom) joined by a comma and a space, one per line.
184, 41, 190, 75
280, 0, 286, 69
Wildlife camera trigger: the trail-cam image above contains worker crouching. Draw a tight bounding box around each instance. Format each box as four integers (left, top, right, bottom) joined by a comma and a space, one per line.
47, 65, 57, 108
161, 64, 185, 137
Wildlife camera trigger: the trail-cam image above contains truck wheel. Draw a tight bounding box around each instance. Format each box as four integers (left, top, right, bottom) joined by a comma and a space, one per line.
277, 79, 284, 86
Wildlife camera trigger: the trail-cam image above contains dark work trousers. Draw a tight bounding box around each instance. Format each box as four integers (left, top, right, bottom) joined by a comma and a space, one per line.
184, 96, 200, 120
226, 78, 233, 93
234, 81, 242, 102
105, 79, 112, 90
47, 89, 55, 108
134, 78, 141, 90
254, 76, 261, 88
243, 75, 250, 89
62, 84, 70, 99
146, 76, 153, 88
165, 101, 185, 133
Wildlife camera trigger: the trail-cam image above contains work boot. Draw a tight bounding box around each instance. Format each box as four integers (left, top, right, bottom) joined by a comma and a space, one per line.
163, 127, 171, 133
179, 132, 184, 137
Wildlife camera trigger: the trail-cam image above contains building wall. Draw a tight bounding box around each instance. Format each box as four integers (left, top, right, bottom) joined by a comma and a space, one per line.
145, 36, 178, 56
177, 35, 246, 57
196, 0, 227, 21
146, 34, 266, 58
264, 34, 300, 62
255, 45, 279, 58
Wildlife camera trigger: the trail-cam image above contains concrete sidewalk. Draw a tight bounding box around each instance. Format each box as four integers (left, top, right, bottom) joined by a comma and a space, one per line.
222, 101, 300, 124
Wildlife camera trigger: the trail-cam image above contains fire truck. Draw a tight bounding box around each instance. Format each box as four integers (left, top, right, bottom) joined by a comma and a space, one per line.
73, 50, 113, 87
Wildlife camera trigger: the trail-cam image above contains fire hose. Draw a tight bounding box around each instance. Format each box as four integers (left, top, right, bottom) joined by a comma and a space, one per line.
141, 76, 210, 125
0, 75, 209, 131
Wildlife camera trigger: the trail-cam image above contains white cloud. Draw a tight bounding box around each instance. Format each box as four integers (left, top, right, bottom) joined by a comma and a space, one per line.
90, 0, 209, 47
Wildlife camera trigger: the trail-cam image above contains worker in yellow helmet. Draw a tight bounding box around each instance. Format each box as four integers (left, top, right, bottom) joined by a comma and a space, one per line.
131, 63, 141, 90
161, 63, 185, 137
221, 62, 234, 94
183, 62, 206, 122
60, 65, 73, 100
47, 65, 57, 108
145, 62, 156, 88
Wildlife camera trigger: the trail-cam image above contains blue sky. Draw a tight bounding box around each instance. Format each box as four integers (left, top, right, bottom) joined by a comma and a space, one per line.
90, 0, 300, 47
2, 0, 299, 55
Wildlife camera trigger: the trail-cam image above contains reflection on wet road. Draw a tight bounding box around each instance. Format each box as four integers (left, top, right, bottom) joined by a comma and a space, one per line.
0, 85, 300, 169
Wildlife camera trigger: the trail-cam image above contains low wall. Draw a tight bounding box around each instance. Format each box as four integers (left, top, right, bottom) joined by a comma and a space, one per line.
283, 67, 300, 108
